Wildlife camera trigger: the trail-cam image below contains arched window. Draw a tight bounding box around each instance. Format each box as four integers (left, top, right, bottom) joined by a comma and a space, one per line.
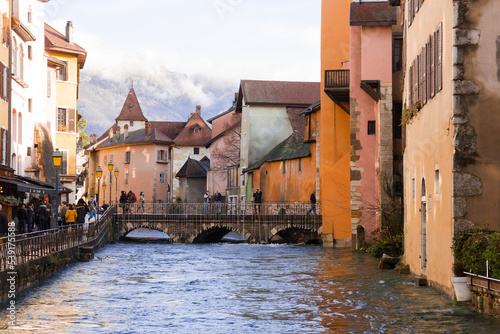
421, 178, 426, 201
11, 153, 15, 170
17, 113, 22, 144
12, 109, 17, 143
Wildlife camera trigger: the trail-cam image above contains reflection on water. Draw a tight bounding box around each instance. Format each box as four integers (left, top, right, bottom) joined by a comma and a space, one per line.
1, 243, 500, 333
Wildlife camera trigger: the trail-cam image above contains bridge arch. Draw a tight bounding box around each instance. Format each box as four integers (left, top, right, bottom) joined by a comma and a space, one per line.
193, 225, 246, 244
122, 225, 171, 240
269, 227, 321, 244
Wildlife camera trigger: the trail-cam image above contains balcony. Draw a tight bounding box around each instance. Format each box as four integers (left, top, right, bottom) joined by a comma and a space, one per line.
324, 70, 350, 114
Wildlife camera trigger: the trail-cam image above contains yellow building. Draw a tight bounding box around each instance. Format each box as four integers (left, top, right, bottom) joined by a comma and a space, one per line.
45, 22, 86, 201
320, 0, 351, 247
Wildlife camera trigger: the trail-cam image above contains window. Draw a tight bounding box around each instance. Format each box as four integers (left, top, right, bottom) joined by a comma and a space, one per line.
298, 158, 302, 173
242, 132, 247, 158
412, 177, 415, 199
2, 14, 10, 47
227, 167, 239, 188
157, 150, 168, 161
47, 69, 51, 97
28, 45, 32, 60
159, 172, 165, 183
61, 150, 68, 175
27, 147, 31, 157
193, 147, 200, 155
125, 172, 129, 185
27, 10, 32, 23
125, 151, 131, 164
103, 155, 107, 167
17, 113, 22, 144
241, 174, 245, 187
56, 65, 67, 81
393, 36, 403, 72
435, 167, 440, 200
12, 41, 17, 76
194, 128, 199, 134
0, 128, 6, 165
368, 121, 376, 135
282, 161, 286, 174
130, 121, 134, 127
28, 98, 32, 113
1, 63, 8, 101
57, 108, 67, 131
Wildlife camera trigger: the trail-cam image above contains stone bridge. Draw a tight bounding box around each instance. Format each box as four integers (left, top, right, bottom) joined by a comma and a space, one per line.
114, 213, 322, 244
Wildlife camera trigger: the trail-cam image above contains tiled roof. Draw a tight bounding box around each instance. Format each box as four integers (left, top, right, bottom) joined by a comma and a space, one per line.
150, 121, 186, 141
174, 112, 212, 146
245, 131, 310, 172
287, 108, 306, 138
44, 23, 87, 66
115, 88, 148, 122
240, 80, 320, 106
350, 2, 397, 26
207, 106, 236, 124
176, 158, 210, 178
96, 127, 175, 149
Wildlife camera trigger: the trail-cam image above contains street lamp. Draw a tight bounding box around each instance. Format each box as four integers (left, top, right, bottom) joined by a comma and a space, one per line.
96, 166, 103, 217
114, 167, 119, 206
52, 149, 62, 229
102, 181, 107, 207
108, 160, 114, 206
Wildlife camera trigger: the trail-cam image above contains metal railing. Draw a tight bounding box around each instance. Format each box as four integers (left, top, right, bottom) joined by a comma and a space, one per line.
117, 202, 321, 216
0, 206, 113, 272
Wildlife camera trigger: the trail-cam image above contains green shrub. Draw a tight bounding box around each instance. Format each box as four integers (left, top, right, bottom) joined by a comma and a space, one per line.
453, 227, 500, 278
368, 233, 403, 258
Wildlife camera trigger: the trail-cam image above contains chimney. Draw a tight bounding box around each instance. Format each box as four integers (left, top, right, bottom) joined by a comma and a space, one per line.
124, 124, 129, 138
145, 122, 152, 136
196, 105, 201, 115
116, 126, 121, 140
66, 21, 74, 44
90, 134, 96, 144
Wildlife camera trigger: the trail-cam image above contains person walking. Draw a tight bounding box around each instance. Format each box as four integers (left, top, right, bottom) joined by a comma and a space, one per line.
27, 204, 35, 233
65, 204, 77, 225
17, 204, 27, 234
214, 190, 222, 214
88, 205, 96, 223
36, 200, 50, 230
137, 192, 145, 212
204, 191, 210, 214
306, 190, 317, 215
60, 201, 68, 226
253, 189, 262, 215
120, 190, 128, 214
76, 200, 86, 224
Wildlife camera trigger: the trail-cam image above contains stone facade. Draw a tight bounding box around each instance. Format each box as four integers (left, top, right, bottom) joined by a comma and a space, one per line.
172, 146, 209, 200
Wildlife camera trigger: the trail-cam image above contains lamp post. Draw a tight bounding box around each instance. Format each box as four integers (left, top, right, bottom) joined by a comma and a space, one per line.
96, 166, 103, 218
52, 149, 62, 229
114, 167, 119, 206
108, 160, 114, 205
102, 181, 107, 208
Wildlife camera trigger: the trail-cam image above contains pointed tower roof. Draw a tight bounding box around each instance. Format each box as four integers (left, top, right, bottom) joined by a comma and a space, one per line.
115, 88, 148, 122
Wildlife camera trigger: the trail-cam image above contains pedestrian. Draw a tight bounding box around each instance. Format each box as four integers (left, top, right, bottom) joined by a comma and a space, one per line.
60, 201, 68, 226
120, 190, 128, 214
65, 204, 77, 224
17, 203, 27, 234
137, 191, 145, 212
27, 204, 35, 233
76, 199, 86, 224
0, 204, 9, 249
306, 190, 317, 215
88, 205, 96, 223
204, 191, 210, 214
36, 200, 50, 230
128, 191, 137, 212
253, 189, 262, 215
214, 190, 222, 213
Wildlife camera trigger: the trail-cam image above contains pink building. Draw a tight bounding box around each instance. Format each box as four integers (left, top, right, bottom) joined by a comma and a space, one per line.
349, 2, 401, 243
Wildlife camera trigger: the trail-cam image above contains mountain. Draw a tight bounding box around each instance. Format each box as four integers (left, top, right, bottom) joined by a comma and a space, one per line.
77, 68, 237, 136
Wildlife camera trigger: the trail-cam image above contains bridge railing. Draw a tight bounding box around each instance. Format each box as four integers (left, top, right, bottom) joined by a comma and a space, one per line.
117, 202, 321, 216
0, 205, 114, 272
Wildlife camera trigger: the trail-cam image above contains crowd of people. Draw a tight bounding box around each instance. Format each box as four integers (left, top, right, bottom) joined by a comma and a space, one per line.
119, 190, 144, 213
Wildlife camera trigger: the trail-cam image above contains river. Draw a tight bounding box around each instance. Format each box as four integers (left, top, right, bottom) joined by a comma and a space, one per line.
1, 241, 500, 333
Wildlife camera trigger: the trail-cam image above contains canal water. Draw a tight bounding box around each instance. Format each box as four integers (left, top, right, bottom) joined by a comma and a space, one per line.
2, 242, 500, 333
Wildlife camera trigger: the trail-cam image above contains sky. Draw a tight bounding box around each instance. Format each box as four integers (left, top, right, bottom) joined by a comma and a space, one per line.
44, 0, 321, 134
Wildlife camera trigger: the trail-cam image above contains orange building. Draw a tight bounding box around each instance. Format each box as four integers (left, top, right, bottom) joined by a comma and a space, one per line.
320, 0, 351, 247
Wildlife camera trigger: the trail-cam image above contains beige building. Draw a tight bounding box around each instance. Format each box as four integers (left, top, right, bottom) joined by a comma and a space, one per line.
401, 0, 500, 297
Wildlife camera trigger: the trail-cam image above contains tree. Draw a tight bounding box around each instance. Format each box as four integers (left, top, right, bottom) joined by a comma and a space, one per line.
78, 113, 90, 148
210, 120, 241, 171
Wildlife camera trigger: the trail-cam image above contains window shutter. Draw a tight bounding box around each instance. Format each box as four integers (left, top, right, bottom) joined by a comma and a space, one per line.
422, 47, 427, 104
409, 64, 413, 104
157, 150, 161, 161
438, 23, 443, 92
430, 34, 435, 97
0, 62, 4, 101
416, 55, 420, 102
68, 108, 76, 133
0, 128, 3, 165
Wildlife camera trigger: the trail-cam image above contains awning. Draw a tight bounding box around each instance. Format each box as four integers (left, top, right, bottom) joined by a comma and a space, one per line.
0, 176, 70, 194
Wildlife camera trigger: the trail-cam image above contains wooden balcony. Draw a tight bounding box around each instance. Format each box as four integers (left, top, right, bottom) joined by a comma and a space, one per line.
324, 70, 350, 114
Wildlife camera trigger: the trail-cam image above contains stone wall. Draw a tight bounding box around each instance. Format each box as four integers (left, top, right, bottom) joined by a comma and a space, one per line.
470, 285, 500, 318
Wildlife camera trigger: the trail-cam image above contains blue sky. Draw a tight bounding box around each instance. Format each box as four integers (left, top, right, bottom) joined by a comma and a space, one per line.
45, 0, 321, 134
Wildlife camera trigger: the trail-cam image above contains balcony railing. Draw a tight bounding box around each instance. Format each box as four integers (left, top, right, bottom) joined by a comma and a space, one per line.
325, 70, 350, 89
